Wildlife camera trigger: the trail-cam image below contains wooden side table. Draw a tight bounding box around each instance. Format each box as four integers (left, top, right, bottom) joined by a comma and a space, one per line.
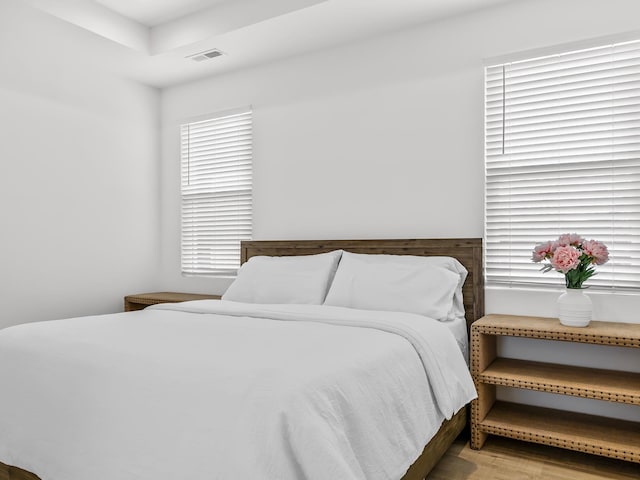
124, 292, 221, 312
470, 314, 640, 464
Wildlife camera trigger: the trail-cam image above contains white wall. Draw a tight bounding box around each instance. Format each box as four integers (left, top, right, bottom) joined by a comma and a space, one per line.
161, 0, 640, 321
0, 1, 161, 328
160, 0, 640, 421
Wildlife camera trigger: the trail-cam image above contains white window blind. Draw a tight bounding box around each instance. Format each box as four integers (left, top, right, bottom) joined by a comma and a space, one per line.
485, 40, 640, 290
181, 108, 252, 276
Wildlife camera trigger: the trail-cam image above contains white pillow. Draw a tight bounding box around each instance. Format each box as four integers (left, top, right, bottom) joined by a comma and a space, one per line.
337, 252, 468, 319
222, 250, 343, 304
323, 252, 465, 320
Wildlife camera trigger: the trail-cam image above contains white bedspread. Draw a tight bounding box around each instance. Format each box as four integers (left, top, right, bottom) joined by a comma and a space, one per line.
0, 301, 475, 480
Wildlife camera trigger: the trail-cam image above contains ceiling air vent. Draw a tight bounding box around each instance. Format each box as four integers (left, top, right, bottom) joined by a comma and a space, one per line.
187, 49, 224, 62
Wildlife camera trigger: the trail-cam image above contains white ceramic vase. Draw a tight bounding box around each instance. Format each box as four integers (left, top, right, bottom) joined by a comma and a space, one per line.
557, 288, 592, 327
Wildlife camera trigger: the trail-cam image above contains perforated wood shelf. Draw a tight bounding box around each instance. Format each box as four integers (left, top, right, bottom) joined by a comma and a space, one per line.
470, 314, 640, 464
479, 401, 640, 463
472, 314, 640, 347
480, 358, 640, 405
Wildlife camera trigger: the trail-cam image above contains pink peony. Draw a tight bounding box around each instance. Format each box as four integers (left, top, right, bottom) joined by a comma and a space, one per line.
532, 241, 557, 262
556, 233, 584, 247
532, 234, 608, 288
551, 245, 581, 273
582, 239, 609, 265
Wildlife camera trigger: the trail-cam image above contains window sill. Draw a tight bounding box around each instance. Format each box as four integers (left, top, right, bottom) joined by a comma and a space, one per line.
486, 284, 640, 297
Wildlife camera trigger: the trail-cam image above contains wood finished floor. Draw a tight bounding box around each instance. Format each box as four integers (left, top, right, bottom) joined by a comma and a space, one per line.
427, 437, 639, 480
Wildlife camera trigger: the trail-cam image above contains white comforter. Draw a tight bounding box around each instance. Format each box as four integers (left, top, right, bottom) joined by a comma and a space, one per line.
0, 301, 475, 480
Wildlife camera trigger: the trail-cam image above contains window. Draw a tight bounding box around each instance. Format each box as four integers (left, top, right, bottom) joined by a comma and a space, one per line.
485, 40, 640, 290
180, 108, 252, 276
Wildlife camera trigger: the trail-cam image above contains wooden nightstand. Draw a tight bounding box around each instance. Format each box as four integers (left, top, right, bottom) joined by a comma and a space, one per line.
124, 292, 221, 312
470, 314, 640, 464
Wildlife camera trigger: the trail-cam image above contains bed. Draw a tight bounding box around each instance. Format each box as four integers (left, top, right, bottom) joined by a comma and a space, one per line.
0, 238, 484, 480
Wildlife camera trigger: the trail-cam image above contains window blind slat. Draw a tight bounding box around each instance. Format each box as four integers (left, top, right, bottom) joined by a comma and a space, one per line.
181, 109, 252, 276
485, 40, 640, 290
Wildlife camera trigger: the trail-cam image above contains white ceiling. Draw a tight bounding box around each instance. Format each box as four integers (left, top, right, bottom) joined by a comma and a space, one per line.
93, 0, 229, 27
23, 0, 517, 88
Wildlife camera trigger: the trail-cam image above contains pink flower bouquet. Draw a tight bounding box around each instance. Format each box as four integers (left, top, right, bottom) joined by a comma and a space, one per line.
532, 234, 609, 288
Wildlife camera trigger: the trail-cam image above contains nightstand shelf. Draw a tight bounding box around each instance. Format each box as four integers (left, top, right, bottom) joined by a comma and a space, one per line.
479, 401, 640, 463
124, 292, 221, 311
471, 314, 640, 464
479, 358, 640, 404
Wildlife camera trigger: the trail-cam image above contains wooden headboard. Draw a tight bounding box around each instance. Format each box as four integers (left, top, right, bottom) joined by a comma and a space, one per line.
241, 238, 484, 329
